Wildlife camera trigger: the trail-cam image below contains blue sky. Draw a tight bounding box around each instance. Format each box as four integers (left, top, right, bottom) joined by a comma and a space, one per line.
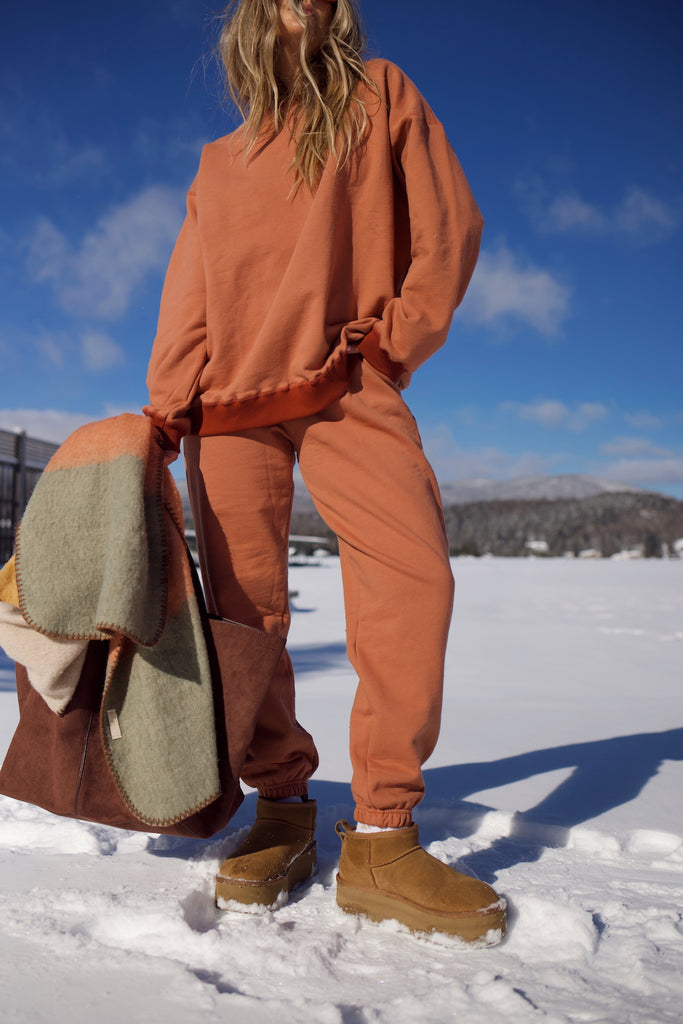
1, 0, 681, 495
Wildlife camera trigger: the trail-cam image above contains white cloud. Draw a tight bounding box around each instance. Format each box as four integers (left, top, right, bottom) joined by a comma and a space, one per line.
0, 92, 108, 188
500, 399, 568, 427
598, 457, 683, 487
35, 332, 68, 369
4, 327, 126, 374
81, 331, 125, 372
572, 402, 610, 430
133, 119, 208, 167
624, 411, 664, 430
26, 185, 184, 319
9, 329, 76, 370
421, 424, 552, 482
500, 399, 608, 432
519, 179, 677, 241
455, 404, 477, 426
38, 143, 107, 189
462, 243, 571, 335
102, 402, 141, 418
0, 405, 142, 445
600, 436, 672, 458
0, 409, 94, 444
615, 189, 676, 236
395, 422, 683, 493
27, 220, 70, 283
546, 193, 606, 232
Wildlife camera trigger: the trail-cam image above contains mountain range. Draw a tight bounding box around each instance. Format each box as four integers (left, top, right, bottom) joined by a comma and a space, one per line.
179, 474, 683, 558
293, 473, 645, 511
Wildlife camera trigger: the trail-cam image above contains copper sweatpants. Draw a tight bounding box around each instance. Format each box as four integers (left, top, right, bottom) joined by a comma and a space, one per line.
184, 359, 454, 828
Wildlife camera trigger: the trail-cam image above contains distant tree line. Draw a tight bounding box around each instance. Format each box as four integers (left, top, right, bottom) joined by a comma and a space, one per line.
289, 491, 683, 558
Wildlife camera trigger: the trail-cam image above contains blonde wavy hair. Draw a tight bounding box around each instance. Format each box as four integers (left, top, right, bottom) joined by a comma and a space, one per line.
218, 0, 376, 191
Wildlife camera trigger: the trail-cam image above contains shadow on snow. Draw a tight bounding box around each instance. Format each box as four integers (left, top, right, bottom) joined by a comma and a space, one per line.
289, 642, 349, 676
418, 727, 683, 882
146, 728, 683, 886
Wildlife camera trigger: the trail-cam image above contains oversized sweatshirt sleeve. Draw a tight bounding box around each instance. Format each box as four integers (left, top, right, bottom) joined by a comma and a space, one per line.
360, 66, 484, 380
144, 181, 207, 452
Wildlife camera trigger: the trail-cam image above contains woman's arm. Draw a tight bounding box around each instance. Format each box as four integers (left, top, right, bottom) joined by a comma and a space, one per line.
360, 65, 484, 382
144, 183, 208, 454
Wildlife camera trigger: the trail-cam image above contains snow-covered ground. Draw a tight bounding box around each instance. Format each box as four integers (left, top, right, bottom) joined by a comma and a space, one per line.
1, 557, 681, 1023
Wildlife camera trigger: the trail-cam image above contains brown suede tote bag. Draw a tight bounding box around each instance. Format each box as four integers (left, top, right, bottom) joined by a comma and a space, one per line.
0, 613, 284, 838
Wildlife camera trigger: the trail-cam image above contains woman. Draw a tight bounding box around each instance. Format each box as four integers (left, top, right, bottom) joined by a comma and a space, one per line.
146, 0, 506, 944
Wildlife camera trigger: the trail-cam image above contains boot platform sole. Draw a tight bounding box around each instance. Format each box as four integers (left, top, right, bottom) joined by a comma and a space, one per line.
216, 842, 317, 910
336, 876, 507, 945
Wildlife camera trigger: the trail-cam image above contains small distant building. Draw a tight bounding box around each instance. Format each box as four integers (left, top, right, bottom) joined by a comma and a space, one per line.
0, 428, 59, 565
611, 547, 644, 560
525, 538, 550, 555
288, 534, 334, 565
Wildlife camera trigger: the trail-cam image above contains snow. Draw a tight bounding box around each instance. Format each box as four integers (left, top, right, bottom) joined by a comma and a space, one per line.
1, 557, 682, 1023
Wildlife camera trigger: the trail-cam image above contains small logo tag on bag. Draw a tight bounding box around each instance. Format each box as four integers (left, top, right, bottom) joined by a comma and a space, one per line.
106, 709, 122, 740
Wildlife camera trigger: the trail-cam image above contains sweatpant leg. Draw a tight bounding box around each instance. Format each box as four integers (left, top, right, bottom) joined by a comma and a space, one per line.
184, 431, 319, 799
288, 359, 454, 828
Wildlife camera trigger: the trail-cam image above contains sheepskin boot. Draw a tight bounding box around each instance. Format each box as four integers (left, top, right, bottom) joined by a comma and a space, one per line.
215, 797, 317, 910
335, 821, 506, 944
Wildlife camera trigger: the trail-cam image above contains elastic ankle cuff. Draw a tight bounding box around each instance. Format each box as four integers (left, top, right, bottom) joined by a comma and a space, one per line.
356, 822, 409, 834
354, 806, 413, 829
259, 783, 310, 801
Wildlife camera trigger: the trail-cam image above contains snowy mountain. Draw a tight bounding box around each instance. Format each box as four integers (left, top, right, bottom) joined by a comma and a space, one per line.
176, 474, 644, 520
437, 474, 644, 505
288, 477, 682, 559
292, 473, 646, 513
443, 490, 683, 558
180, 475, 682, 559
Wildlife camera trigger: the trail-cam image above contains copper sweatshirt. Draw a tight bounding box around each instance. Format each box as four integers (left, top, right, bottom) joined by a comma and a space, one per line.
145, 59, 484, 450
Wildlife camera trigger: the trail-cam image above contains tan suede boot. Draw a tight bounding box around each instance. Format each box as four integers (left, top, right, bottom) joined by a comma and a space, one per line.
215, 798, 317, 910
335, 821, 506, 944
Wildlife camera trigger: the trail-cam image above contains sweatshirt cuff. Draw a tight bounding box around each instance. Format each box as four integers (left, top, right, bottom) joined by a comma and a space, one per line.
143, 409, 183, 457
359, 326, 406, 382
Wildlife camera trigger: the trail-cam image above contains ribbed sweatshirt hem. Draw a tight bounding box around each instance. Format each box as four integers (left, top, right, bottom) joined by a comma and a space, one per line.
190, 362, 352, 437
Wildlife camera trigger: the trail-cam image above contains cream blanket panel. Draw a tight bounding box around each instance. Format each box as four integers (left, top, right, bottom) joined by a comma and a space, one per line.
0, 601, 88, 714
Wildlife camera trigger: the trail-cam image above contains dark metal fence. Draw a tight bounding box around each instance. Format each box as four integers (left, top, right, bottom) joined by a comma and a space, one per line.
0, 428, 59, 565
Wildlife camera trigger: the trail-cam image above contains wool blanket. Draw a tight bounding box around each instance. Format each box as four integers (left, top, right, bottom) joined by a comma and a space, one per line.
1, 414, 220, 828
